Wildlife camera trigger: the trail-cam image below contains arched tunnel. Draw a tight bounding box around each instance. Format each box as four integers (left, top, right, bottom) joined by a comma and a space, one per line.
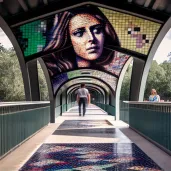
0, 0, 171, 170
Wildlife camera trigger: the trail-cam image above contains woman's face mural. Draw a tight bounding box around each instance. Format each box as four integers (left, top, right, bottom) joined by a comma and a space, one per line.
13, 5, 161, 95
69, 14, 105, 61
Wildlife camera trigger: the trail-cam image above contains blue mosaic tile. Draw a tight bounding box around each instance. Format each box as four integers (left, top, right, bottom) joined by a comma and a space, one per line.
19, 143, 162, 171
58, 120, 112, 129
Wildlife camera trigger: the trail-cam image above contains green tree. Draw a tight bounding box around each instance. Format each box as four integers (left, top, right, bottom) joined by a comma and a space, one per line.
159, 62, 171, 100
144, 60, 166, 100
120, 65, 132, 101
0, 45, 49, 101
0, 43, 6, 52
37, 61, 49, 101
0, 48, 25, 101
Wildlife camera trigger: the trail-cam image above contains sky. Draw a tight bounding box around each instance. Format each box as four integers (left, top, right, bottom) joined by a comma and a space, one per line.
0, 28, 13, 49
153, 28, 171, 64
0, 27, 171, 64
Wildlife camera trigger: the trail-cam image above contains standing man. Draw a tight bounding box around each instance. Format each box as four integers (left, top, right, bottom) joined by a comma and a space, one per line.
77, 84, 90, 116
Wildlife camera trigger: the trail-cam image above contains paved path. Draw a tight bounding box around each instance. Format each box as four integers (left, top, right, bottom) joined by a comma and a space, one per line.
0, 104, 171, 170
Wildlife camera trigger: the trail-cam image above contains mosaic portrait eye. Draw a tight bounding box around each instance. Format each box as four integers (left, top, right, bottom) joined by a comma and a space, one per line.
73, 30, 84, 37
92, 25, 103, 34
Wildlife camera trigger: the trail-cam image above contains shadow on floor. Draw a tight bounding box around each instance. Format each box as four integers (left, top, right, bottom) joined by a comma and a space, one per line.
52, 127, 130, 139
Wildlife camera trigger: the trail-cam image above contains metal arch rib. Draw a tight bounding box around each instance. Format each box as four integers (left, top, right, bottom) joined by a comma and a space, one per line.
17, 0, 28, 11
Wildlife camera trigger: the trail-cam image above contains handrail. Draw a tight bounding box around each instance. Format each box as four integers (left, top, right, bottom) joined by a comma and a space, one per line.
55, 101, 77, 117
123, 101, 171, 113
120, 101, 171, 155
0, 105, 50, 159
124, 101, 171, 106
93, 102, 115, 117
0, 101, 50, 115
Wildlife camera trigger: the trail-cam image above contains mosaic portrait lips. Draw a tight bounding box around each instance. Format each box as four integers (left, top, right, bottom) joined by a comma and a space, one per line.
86, 46, 100, 54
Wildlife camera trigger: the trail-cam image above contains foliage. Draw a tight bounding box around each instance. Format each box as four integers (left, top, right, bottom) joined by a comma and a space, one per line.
144, 60, 166, 100
0, 43, 6, 52
120, 65, 132, 101
0, 46, 25, 101
37, 61, 49, 101
120, 59, 171, 101
0, 44, 48, 101
1, 42, 171, 102
158, 62, 171, 100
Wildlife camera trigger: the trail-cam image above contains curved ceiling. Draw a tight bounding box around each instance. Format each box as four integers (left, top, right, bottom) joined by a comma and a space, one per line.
57, 77, 111, 95
67, 69, 118, 91
0, 0, 170, 102
67, 85, 105, 103
67, 84, 106, 96
69, 86, 103, 95
67, 85, 105, 100
69, 86, 104, 99
0, 0, 170, 25
53, 69, 118, 94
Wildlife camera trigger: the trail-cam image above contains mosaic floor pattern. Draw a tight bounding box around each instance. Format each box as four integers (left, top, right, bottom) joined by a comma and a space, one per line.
19, 143, 162, 171
58, 120, 112, 129
68, 109, 104, 113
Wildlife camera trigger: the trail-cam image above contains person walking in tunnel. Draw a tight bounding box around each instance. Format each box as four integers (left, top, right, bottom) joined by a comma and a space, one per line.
77, 83, 90, 116
43, 5, 120, 77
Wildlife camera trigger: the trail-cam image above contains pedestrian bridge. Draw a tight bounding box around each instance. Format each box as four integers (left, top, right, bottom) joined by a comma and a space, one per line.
0, 103, 171, 171
1, 0, 171, 170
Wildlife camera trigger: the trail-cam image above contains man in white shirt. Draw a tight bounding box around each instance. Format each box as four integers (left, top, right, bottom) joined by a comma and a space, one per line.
77, 84, 90, 116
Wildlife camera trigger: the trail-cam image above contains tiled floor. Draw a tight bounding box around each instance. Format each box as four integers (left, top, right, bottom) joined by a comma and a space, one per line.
57, 120, 112, 129
67, 106, 106, 115
0, 104, 171, 171
19, 143, 162, 171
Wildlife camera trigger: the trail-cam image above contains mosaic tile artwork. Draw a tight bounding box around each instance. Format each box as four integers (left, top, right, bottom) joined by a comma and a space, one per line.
58, 120, 112, 129
14, 6, 161, 57
103, 51, 130, 76
100, 7, 161, 55
68, 69, 118, 91
19, 143, 162, 171
53, 69, 117, 94
62, 78, 110, 94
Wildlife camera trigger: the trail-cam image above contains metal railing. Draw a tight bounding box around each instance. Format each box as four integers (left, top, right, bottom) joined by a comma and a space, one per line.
0, 102, 50, 115
120, 101, 171, 155
93, 102, 115, 117
0, 102, 50, 159
120, 101, 129, 124
55, 101, 77, 117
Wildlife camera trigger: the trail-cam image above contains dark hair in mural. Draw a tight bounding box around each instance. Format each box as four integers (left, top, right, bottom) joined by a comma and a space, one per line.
43, 5, 120, 78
